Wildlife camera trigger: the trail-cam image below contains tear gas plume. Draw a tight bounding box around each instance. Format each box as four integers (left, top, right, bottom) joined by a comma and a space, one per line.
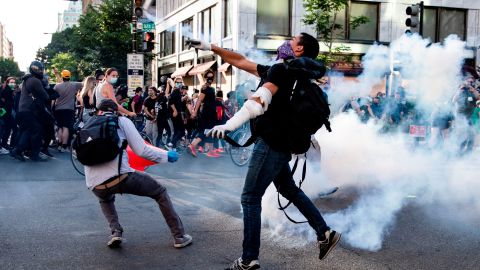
261, 34, 479, 251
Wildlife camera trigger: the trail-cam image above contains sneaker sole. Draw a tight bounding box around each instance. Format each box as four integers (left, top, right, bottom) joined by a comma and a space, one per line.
107, 237, 123, 248
320, 232, 341, 260
173, 238, 192, 248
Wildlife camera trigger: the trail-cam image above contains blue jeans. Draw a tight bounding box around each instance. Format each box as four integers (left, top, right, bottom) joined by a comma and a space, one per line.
241, 138, 329, 261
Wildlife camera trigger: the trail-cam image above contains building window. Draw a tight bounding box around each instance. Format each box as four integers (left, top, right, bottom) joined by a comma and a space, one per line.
423, 7, 466, 42
223, 0, 233, 38
256, 0, 290, 36
159, 26, 176, 57
199, 5, 216, 43
330, 1, 379, 42
182, 17, 193, 51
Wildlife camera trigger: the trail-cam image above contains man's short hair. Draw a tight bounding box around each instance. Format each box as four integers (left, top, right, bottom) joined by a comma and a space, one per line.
135, 87, 142, 93
98, 99, 118, 113
299, 32, 319, 59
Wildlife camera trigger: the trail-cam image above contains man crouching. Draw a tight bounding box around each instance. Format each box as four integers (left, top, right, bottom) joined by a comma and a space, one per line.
85, 99, 192, 248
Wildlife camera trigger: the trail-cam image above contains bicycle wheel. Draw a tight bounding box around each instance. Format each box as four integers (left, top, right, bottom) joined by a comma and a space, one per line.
229, 129, 253, 166
70, 139, 85, 176
140, 131, 153, 145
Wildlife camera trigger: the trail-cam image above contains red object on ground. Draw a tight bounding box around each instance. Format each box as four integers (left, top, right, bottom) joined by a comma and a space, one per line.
127, 141, 157, 171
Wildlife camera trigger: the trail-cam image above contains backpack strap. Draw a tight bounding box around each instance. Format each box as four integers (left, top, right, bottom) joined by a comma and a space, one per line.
117, 140, 128, 177
277, 154, 309, 224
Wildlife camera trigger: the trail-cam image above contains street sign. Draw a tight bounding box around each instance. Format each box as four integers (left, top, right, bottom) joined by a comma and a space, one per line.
142, 22, 155, 32
127, 53, 144, 95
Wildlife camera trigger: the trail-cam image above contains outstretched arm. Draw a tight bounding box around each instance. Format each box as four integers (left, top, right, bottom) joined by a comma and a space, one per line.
186, 39, 259, 77
210, 45, 259, 77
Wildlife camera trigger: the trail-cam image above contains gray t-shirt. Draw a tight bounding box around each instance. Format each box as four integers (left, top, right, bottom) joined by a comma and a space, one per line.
54, 81, 83, 110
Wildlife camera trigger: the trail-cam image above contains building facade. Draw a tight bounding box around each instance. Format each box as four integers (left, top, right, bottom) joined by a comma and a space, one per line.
151, 0, 480, 93
57, 0, 83, 32
81, 0, 105, 14
0, 23, 13, 59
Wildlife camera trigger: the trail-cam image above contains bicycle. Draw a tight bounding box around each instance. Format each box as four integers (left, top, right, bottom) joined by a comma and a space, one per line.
225, 124, 253, 166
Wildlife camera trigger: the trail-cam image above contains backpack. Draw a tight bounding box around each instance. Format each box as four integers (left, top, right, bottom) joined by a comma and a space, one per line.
284, 76, 331, 154
72, 114, 126, 166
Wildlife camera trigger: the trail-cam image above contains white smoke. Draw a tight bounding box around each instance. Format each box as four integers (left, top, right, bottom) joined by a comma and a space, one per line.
261, 34, 479, 251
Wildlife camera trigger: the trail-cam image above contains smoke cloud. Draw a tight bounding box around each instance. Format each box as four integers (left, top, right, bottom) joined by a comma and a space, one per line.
261, 34, 479, 251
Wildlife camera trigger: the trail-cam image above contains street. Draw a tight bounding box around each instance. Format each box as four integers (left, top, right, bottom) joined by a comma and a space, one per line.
1, 150, 479, 270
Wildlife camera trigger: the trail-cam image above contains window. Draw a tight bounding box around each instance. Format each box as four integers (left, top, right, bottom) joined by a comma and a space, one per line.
199, 6, 216, 43
349, 2, 378, 41
182, 17, 193, 51
423, 7, 466, 42
223, 0, 233, 38
159, 26, 176, 57
330, 1, 379, 41
256, 0, 290, 36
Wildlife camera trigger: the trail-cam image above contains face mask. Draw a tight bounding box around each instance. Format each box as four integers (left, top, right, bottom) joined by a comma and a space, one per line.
8, 83, 15, 89
206, 78, 214, 84
276, 40, 295, 61
175, 82, 183, 88
109, 77, 118, 84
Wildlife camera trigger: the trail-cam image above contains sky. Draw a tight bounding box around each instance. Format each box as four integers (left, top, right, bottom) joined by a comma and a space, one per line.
0, 0, 70, 71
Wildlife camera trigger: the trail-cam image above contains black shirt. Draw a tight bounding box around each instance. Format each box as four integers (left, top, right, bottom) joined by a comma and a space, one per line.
168, 88, 183, 117
143, 96, 156, 120
255, 63, 296, 152
0, 86, 14, 115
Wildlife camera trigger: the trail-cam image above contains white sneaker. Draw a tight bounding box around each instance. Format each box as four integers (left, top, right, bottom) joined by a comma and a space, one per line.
0, 147, 9, 155
173, 234, 192, 248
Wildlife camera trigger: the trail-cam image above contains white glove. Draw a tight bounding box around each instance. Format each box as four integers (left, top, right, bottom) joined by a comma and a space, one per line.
186, 39, 211, 51
207, 125, 230, 139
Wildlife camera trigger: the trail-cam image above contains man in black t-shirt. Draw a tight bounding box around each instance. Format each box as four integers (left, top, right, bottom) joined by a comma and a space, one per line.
143, 86, 158, 144
188, 33, 340, 270
169, 78, 185, 149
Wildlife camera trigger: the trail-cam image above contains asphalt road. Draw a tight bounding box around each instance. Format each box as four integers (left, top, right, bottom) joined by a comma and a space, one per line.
0, 149, 479, 269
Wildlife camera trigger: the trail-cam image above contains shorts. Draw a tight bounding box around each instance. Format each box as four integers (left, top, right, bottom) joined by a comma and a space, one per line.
54, 109, 75, 129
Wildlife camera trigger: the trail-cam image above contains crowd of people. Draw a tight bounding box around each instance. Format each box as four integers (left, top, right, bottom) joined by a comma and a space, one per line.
338, 71, 480, 155
0, 62, 240, 162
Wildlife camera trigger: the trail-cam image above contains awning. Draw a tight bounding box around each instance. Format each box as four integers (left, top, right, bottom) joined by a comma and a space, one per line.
218, 63, 231, 72
188, 60, 217, 76
170, 65, 193, 78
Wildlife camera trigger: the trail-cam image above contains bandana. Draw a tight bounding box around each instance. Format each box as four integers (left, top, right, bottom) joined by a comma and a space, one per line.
276, 40, 295, 61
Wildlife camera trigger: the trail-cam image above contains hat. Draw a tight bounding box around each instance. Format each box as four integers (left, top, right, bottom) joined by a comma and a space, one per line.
98, 99, 118, 113
61, 70, 71, 79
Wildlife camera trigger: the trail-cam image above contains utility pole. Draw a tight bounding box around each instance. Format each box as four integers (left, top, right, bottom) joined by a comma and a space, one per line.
132, 15, 137, 53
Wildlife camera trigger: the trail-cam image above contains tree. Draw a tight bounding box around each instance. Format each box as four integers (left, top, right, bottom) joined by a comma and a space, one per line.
37, 0, 133, 81
50, 53, 79, 81
302, 0, 369, 65
0, 57, 23, 83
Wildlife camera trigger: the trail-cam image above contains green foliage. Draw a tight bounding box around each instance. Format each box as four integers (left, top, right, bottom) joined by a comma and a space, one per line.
0, 57, 23, 82
37, 0, 134, 81
51, 53, 79, 81
302, 0, 369, 66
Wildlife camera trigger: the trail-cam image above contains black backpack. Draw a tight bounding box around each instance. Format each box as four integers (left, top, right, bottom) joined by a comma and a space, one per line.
72, 114, 126, 166
284, 76, 331, 154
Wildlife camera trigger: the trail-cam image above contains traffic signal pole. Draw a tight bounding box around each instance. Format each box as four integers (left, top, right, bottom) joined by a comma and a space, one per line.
132, 15, 137, 53
419, 1, 424, 36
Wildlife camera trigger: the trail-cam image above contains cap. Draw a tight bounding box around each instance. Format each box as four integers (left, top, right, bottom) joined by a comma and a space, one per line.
98, 99, 118, 113
61, 70, 71, 79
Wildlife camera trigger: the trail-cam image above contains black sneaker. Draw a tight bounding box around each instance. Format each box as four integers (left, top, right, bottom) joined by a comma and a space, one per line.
107, 231, 123, 248
10, 149, 25, 162
41, 149, 54, 157
225, 258, 260, 270
318, 230, 341, 260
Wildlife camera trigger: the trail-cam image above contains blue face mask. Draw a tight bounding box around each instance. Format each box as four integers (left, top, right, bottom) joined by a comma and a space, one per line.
175, 82, 183, 88
109, 77, 118, 84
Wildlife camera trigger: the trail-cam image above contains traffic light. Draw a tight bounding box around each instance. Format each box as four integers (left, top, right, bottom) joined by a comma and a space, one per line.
405, 3, 422, 34
143, 32, 155, 52
134, 0, 143, 17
